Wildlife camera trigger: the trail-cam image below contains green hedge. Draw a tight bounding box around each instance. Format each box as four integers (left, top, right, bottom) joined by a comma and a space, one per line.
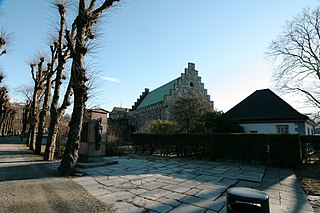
268, 134, 301, 167
132, 133, 302, 167
199, 134, 268, 163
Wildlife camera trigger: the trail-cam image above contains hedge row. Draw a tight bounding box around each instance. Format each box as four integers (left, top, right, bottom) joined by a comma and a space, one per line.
132, 133, 303, 167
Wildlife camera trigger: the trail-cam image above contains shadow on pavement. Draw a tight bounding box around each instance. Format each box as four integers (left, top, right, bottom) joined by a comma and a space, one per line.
0, 161, 60, 181
0, 136, 60, 182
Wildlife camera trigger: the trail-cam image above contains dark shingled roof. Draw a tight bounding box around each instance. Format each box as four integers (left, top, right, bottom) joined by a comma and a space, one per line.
226, 89, 309, 122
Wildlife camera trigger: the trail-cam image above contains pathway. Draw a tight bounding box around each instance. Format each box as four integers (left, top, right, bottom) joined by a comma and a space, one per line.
74, 155, 316, 212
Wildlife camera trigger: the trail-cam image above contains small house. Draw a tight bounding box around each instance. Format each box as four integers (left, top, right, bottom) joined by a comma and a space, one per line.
226, 89, 316, 135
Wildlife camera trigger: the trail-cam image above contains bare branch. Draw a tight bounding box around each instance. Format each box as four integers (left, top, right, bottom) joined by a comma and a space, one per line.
292, 87, 320, 108
92, 0, 119, 18
267, 7, 320, 111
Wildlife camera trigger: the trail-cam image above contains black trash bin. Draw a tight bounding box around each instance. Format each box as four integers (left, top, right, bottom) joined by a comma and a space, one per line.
226, 187, 269, 213
228, 202, 261, 213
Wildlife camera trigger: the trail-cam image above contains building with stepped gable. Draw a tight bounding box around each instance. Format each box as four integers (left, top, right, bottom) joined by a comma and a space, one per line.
128, 62, 213, 131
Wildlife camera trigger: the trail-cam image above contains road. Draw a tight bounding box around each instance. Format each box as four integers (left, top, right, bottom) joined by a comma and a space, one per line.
0, 136, 110, 213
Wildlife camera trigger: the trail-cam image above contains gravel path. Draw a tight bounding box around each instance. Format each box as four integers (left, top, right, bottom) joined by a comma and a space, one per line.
0, 136, 111, 213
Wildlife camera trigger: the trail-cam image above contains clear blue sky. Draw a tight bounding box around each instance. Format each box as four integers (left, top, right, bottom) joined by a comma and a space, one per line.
0, 0, 319, 113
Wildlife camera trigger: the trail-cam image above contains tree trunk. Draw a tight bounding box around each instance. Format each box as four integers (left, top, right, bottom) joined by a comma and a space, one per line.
29, 59, 45, 151
59, 88, 85, 175
0, 110, 6, 136
35, 64, 55, 154
44, 110, 59, 161
29, 91, 41, 151
58, 0, 119, 176
1, 112, 8, 136
44, 2, 70, 161
35, 110, 47, 154
44, 83, 72, 161
59, 6, 87, 175
22, 104, 29, 135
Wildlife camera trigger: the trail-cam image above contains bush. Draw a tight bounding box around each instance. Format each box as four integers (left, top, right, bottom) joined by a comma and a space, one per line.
192, 110, 244, 133
141, 119, 179, 134
106, 131, 133, 156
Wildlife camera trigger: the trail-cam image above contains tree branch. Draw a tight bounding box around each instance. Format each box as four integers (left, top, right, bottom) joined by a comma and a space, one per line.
92, 0, 119, 18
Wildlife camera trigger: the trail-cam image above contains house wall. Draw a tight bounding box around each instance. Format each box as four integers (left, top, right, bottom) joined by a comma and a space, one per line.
240, 122, 315, 135
240, 123, 298, 134
304, 122, 315, 135
241, 123, 298, 134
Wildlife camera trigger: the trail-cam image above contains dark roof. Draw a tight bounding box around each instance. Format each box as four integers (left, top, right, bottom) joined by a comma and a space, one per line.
226, 89, 309, 122
86, 108, 109, 114
137, 79, 178, 109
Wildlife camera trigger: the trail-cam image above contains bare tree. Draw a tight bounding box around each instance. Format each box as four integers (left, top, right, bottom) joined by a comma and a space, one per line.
0, 28, 8, 57
1, 105, 17, 136
267, 7, 320, 112
0, 27, 16, 135
44, 1, 73, 161
22, 100, 31, 140
15, 85, 33, 140
0, 29, 9, 128
35, 45, 58, 154
59, 0, 119, 176
0, 89, 9, 134
28, 57, 47, 150
0, 77, 17, 137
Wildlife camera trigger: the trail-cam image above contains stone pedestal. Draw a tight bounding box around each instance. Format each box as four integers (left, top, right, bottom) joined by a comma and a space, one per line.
79, 108, 108, 163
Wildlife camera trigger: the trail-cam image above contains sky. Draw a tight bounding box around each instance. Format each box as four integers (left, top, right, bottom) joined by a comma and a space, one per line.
0, 0, 319, 113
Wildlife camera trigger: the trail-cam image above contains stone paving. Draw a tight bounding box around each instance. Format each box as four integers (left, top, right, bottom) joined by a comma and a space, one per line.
73, 155, 316, 213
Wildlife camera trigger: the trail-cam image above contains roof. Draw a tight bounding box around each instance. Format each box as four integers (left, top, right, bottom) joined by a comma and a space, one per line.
137, 78, 178, 109
86, 108, 109, 114
112, 107, 129, 112
226, 89, 310, 122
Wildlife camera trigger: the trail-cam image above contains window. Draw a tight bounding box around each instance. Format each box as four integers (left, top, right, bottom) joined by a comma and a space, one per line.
277, 125, 289, 134
190, 82, 194, 87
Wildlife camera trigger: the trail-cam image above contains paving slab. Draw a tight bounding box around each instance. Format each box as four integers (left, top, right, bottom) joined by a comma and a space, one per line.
73, 155, 316, 212
111, 201, 145, 213
168, 203, 206, 213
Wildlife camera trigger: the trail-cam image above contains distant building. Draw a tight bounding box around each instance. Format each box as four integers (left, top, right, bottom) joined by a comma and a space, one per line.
108, 107, 131, 141
110, 62, 213, 132
226, 89, 316, 135
129, 62, 213, 131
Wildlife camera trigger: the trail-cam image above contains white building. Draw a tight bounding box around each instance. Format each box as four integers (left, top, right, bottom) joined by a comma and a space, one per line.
226, 89, 316, 135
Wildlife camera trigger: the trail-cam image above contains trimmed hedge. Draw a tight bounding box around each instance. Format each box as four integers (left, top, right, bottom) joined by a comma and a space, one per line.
132, 133, 302, 167
268, 134, 301, 167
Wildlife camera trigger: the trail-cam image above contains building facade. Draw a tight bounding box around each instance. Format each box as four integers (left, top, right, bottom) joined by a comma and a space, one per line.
125, 62, 213, 131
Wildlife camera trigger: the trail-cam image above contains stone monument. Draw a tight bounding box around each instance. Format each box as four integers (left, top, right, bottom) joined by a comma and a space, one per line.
79, 108, 108, 163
